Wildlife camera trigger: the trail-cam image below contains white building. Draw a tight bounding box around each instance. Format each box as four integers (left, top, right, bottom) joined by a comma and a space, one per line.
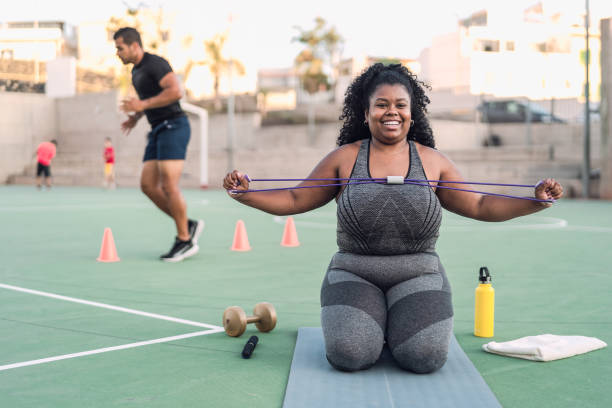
256, 67, 298, 111
0, 21, 76, 85
419, 3, 601, 102
0, 21, 75, 62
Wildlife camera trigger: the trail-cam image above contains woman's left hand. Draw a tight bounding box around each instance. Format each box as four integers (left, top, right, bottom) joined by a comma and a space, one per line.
535, 178, 564, 205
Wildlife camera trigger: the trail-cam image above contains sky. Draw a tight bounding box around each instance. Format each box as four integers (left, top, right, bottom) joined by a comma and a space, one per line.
6, 0, 610, 70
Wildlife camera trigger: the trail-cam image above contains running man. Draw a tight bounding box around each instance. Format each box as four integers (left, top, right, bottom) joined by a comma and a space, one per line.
113, 27, 203, 262
35, 139, 57, 190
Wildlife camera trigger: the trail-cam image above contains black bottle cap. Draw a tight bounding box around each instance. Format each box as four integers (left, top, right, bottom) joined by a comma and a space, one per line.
479, 266, 492, 283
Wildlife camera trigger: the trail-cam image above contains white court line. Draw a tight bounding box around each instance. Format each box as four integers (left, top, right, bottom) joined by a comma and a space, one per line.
0, 328, 225, 372
274, 214, 611, 234
0, 283, 222, 330
444, 218, 568, 231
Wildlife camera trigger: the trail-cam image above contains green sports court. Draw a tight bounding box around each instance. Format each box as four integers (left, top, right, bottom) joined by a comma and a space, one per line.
1, 185, 610, 407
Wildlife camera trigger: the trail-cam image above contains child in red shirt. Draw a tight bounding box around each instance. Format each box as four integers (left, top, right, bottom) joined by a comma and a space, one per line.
36, 140, 57, 189
103, 137, 116, 189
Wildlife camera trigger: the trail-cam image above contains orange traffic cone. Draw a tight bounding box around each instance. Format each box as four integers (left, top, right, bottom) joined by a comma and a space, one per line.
97, 227, 120, 262
281, 216, 300, 247
231, 220, 251, 251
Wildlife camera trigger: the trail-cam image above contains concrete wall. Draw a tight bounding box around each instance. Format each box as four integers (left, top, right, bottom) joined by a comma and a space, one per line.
206, 114, 338, 188
487, 122, 601, 161
50, 91, 140, 185
204, 117, 587, 196
50, 92, 206, 188
2, 91, 205, 188
601, 18, 612, 199
0, 90, 603, 198
0, 92, 56, 183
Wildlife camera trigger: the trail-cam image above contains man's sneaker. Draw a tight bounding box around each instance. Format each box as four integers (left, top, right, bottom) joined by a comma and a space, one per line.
188, 219, 205, 244
160, 237, 199, 262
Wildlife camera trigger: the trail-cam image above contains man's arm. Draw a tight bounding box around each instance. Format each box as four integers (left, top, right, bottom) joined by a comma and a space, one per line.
120, 72, 183, 113
121, 111, 144, 135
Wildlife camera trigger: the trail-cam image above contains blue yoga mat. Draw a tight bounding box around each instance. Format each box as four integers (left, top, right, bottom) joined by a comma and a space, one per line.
282, 327, 501, 408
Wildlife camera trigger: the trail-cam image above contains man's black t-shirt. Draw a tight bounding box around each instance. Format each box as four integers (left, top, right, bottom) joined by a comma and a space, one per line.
131, 52, 184, 127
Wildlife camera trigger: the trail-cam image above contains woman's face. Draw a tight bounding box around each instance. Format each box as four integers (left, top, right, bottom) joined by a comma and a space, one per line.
365, 83, 412, 144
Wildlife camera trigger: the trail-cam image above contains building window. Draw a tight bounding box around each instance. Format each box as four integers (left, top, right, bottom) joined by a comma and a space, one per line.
506, 41, 515, 51
474, 39, 500, 52
8, 22, 34, 28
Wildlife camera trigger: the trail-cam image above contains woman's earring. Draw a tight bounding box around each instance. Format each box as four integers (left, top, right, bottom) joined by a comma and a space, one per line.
364, 119, 368, 125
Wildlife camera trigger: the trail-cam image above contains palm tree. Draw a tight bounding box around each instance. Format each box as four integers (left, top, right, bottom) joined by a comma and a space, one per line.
293, 17, 342, 93
203, 33, 245, 111
293, 17, 343, 144
106, 5, 171, 95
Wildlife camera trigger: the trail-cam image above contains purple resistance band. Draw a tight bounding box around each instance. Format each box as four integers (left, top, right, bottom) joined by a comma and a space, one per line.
229, 176, 554, 203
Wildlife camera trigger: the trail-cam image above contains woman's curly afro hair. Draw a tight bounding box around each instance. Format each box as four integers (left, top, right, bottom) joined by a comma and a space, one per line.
337, 63, 435, 148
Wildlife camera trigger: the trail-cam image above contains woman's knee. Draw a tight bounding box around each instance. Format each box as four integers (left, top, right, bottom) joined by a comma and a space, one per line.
325, 335, 382, 372
387, 317, 453, 374
391, 343, 448, 373
321, 304, 385, 372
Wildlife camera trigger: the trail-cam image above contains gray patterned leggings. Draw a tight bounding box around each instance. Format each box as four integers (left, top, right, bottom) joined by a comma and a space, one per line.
320, 252, 453, 373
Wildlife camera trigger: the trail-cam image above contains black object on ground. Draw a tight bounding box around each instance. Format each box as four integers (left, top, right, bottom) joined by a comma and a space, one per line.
242, 335, 259, 359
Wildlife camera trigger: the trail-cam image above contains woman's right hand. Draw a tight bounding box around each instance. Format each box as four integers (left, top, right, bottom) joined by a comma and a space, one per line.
223, 170, 250, 197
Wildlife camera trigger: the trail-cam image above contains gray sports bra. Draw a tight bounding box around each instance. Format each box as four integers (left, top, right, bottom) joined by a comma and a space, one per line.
336, 139, 442, 255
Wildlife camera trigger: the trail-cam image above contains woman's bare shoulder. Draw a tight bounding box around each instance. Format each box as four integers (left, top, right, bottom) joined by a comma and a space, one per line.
325, 139, 363, 161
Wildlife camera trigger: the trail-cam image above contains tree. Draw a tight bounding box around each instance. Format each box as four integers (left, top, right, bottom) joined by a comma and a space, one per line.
182, 32, 245, 111
107, 3, 170, 54
293, 17, 343, 144
293, 17, 343, 93
106, 3, 171, 95
203, 33, 245, 111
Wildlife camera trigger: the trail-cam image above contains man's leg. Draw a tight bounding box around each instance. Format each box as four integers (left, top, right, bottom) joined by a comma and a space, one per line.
140, 160, 172, 216
159, 159, 189, 241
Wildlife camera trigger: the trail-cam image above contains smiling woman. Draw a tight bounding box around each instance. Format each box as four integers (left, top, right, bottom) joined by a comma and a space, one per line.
222, 62, 563, 374
338, 64, 434, 148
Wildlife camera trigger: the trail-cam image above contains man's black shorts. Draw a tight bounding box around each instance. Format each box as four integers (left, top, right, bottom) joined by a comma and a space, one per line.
143, 116, 191, 161
36, 162, 51, 177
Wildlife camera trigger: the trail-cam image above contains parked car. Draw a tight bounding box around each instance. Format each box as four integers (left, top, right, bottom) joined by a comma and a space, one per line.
477, 100, 566, 123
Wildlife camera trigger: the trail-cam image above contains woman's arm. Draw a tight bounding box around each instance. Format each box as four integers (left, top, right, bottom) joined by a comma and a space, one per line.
223, 146, 351, 216
434, 151, 563, 221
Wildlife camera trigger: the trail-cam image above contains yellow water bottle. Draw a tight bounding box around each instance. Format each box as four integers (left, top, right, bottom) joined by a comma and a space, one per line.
474, 266, 495, 337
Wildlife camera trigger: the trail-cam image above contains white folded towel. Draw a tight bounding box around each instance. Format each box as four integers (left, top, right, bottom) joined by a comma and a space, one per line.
482, 334, 607, 362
